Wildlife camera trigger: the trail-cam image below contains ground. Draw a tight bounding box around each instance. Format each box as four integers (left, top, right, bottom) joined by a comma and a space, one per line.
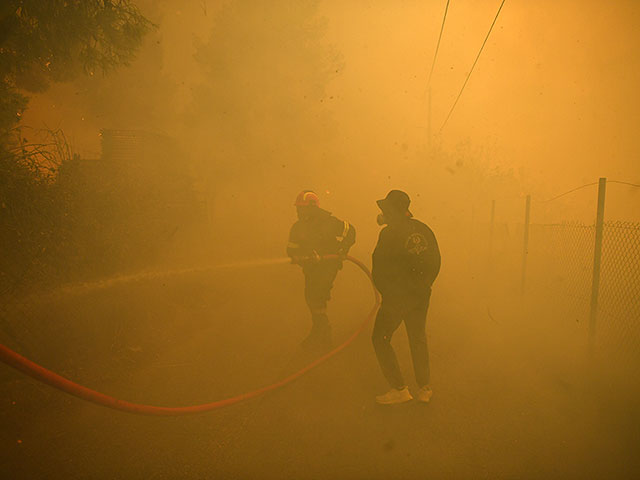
0, 260, 638, 479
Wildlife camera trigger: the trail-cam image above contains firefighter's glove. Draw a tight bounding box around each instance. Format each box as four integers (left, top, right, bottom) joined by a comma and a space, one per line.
290, 252, 320, 265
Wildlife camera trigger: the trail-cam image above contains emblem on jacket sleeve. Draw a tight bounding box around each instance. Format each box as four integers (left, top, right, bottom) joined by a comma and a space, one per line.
405, 233, 428, 255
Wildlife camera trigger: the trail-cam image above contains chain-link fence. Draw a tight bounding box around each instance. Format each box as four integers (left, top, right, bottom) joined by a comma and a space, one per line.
598, 222, 640, 366
527, 222, 594, 326
487, 180, 640, 375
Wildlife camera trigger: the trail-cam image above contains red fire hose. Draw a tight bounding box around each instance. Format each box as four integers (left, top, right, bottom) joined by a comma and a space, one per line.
0, 255, 380, 416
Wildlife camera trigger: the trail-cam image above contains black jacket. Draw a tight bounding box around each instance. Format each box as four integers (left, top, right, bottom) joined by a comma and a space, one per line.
287, 209, 356, 260
372, 218, 441, 298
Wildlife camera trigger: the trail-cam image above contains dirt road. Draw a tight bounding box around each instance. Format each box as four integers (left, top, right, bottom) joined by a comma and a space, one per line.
1, 262, 637, 479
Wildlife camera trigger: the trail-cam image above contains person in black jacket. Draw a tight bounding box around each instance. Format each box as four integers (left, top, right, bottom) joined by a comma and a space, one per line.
287, 190, 356, 350
371, 190, 441, 405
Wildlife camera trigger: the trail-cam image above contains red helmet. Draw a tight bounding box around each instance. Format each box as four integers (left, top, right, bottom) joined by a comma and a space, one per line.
294, 190, 320, 207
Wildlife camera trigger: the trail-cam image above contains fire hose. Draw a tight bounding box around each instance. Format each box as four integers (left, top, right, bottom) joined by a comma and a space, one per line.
0, 255, 380, 416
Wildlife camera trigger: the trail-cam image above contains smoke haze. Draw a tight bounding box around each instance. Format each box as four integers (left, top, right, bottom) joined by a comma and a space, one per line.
2, 1, 640, 478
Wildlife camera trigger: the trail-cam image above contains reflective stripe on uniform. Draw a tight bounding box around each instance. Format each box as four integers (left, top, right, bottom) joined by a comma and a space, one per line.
336, 221, 350, 242
288, 242, 300, 249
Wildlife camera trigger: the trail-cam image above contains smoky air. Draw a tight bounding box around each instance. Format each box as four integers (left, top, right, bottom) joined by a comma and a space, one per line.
1, 1, 639, 479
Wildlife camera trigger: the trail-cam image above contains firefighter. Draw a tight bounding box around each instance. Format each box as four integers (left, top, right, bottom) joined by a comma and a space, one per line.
371, 190, 441, 404
287, 190, 356, 350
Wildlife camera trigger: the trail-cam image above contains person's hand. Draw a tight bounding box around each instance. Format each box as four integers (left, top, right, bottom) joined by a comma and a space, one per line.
290, 256, 301, 265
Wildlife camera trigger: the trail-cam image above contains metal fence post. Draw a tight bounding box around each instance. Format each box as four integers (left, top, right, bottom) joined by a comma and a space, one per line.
521, 195, 531, 295
427, 87, 432, 150
588, 177, 607, 358
489, 199, 495, 264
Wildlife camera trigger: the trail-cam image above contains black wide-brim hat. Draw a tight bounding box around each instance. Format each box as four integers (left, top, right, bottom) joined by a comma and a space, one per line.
377, 190, 413, 217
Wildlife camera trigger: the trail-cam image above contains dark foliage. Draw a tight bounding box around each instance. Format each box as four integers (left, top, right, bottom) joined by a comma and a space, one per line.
0, 0, 153, 130
0, 2, 191, 297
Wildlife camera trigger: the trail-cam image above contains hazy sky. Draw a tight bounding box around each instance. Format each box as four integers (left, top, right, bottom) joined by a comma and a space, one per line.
319, 0, 640, 181
21, 0, 640, 215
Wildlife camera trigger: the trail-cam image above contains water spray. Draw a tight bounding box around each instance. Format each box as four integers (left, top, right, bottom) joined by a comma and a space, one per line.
21, 257, 293, 304
0, 255, 380, 416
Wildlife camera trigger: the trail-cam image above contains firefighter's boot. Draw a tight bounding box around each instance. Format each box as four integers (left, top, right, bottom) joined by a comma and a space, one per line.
301, 313, 332, 351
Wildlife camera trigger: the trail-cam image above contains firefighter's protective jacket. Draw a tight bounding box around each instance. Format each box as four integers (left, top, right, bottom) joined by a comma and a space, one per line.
287, 209, 356, 262
372, 218, 441, 299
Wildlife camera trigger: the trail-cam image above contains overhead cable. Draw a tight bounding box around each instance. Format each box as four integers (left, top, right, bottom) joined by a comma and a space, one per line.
440, 0, 507, 132
537, 182, 598, 203
609, 180, 640, 188
427, 0, 451, 88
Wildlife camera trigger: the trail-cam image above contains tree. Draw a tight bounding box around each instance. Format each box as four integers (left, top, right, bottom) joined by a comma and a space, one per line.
189, 0, 341, 181
0, 0, 153, 132
0, 1, 153, 294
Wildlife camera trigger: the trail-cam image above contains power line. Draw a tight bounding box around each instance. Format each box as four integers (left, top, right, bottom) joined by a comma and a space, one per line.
426, 0, 451, 147
495, 179, 640, 204
427, 0, 451, 88
535, 179, 640, 203
609, 180, 640, 188
537, 182, 598, 203
440, 0, 507, 133
487, 179, 639, 205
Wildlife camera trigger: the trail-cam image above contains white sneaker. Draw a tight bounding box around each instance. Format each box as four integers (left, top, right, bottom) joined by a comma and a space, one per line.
416, 385, 433, 403
375, 386, 413, 405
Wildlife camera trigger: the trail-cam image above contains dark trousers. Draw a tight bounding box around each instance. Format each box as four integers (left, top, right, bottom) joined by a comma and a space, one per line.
304, 260, 340, 331
372, 290, 432, 389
